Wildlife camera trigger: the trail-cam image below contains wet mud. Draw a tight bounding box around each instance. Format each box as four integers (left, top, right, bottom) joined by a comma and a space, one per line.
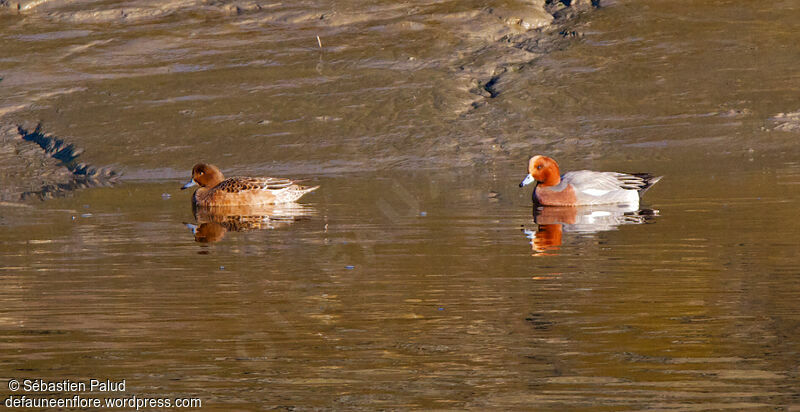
0, 124, 118, 201
0, 0, 598, 183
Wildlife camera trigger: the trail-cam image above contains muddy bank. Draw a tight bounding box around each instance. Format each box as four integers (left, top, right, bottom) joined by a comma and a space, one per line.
0, 0, 595, 110
0, 0, 598, 193
3, 0, 797, 185
0, 124, 118, 201
1, 0, 584, 25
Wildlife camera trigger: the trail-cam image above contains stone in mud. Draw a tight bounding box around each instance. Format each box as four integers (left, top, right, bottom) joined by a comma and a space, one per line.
219, 2, 265, 15
487, 0, 553, 31
546, 0, 600, 20
0, 0, 51, 12
771, 111, 800, 132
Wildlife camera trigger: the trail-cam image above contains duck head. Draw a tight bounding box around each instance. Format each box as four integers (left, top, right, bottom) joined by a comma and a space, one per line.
520, 155, 561, 188
181, 163, 225, 190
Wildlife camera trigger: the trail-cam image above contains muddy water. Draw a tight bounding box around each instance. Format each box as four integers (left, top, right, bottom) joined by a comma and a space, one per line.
2, 0, 800, 410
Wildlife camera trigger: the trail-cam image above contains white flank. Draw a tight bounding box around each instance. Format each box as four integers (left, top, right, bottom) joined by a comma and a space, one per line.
582, 189, 611, 197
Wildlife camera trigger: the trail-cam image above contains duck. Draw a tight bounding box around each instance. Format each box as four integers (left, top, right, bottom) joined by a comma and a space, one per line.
181, 163, 318, 207
519, 155, 661, 207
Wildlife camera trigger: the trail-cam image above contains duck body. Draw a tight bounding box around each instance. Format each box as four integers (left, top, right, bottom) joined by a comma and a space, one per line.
520, 155, 661, 207
182, 163, 318, 207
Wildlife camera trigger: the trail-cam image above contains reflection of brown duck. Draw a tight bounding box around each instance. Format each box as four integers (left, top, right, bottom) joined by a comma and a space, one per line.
191, 222, 228, 243
523, 205, 658, 255
188, 203, 315, 243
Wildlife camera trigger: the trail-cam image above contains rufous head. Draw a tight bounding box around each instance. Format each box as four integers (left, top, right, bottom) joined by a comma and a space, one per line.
181, 163, 225, 190
519, 155, 561, 188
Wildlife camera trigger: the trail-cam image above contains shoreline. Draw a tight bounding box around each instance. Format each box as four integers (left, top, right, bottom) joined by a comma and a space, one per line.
0, 0, 601, 197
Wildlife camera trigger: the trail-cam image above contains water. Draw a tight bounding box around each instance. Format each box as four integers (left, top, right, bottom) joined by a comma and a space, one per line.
1, 0, 800, 410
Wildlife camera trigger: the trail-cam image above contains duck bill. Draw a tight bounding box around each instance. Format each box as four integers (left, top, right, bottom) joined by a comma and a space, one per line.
181, 179, 197, 190
519, 174, 536, 187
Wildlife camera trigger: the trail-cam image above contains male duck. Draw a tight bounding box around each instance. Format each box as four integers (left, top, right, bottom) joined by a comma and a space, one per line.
520, 155, 661, 207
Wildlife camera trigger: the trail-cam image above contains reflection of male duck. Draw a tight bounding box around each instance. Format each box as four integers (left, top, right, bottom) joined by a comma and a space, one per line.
187, 204, 315, 243
523, 205, 658, 254
524, 223, 562, 255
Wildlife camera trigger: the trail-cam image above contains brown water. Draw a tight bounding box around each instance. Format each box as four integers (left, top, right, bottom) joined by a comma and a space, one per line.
2, 0, 800, 410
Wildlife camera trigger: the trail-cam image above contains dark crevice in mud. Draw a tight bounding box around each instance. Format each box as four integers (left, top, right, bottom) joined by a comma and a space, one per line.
18, 124, 118, 179
0, 124, 119, 202
463, 0, 599, 107
558, 29, 584, 39
483, 76, 501, 99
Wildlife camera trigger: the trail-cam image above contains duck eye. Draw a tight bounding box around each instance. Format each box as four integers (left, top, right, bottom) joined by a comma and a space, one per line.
536, 165, 543, 170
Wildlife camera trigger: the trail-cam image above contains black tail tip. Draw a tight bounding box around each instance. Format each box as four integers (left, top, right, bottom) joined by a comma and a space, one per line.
633, 173, 663, 195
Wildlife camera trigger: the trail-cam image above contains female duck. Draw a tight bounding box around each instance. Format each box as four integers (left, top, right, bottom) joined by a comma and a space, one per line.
181, 163, 318, 207
520, 155, 661, 207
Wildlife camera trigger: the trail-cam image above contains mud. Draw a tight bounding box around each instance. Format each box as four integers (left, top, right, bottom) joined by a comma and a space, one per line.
0, 124, 118, 201
771, 111, 800, 132
0, 0, 598, 193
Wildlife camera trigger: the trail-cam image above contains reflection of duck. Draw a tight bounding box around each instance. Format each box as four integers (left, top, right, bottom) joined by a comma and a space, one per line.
520, 155, 661, 207
523, 223, 563, 255
523, 204, 658, 254
187, 203, 315, 243
188, 222, 228, 243
181, 163, 318, 206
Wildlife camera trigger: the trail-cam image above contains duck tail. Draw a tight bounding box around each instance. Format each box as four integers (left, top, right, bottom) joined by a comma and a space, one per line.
277, 184, 319, 203
297, 185, 320, 196
631, 173, 663, 196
